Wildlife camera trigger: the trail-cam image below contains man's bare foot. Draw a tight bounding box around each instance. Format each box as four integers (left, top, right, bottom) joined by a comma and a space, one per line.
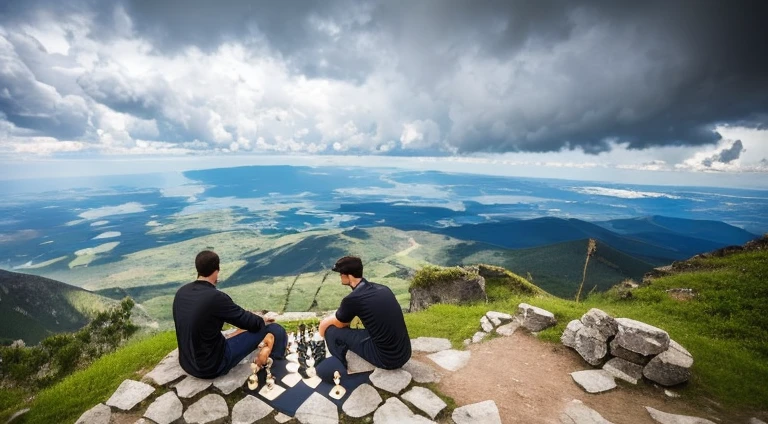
255, 333, 275, 366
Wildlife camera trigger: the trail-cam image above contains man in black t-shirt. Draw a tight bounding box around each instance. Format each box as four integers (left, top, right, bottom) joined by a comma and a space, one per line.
173, 250, 287, 379
318, 256, 411, 377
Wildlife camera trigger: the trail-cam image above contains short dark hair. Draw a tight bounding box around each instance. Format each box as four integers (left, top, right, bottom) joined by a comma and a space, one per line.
195, 250, 220, 277
332, 256, 363, 278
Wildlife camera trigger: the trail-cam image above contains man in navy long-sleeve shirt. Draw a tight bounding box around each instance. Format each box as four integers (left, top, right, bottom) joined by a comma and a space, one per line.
173, 250, 287, 378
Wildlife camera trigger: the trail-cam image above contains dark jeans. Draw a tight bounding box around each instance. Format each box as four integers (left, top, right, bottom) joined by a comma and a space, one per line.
216, 323, 287, 377
317, 326, 386, 383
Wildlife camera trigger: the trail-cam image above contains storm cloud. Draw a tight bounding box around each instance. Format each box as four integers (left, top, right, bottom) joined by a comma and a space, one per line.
0, 0, 767, 157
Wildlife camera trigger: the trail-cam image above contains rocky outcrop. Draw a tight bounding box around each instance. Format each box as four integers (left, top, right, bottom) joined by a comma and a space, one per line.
614, 318, 670, 356
562, 320, 609, 366
409, 268, 486, 312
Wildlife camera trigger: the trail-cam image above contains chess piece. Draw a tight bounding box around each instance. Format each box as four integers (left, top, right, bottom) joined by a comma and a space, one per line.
329, 370, 346, 399
258, 358, 286, 400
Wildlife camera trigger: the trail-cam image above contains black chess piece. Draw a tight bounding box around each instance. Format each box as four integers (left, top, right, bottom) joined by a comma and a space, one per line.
311, 340, 326, 365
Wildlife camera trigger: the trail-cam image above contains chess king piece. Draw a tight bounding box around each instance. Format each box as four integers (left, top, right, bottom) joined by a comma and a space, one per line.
329, 370, 346, 400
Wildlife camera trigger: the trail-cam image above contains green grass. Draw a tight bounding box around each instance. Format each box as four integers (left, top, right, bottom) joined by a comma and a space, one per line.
15, 331, 177, 424
0, 388, 27, 423
410, 265, 477, 289
405, 248, 768, 410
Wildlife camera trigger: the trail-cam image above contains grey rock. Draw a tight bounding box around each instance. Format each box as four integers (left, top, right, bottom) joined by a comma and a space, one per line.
408, 272, 486, 312
183, 394, 229, 424
134, 419, 149, 424
559, 399, 614, 424
232, 396, 273, 424
570, 325, 610, 366
295, 392, 339, 424
645, 407, 716, 424
370, 367, 412, 394
496, 321, 520, 336
480, 316, 494, 333
342, 384, 382, 418
471, 331, 487, 344
603, 357, 644, 384
486, 311, 514, 327
426, 349, 471, 372
517, 303, 557, 332
410, 337, 452, 353
614, 318, 670, 356
609, 338, 653, 365
175, 375, 213, 398
401, 386, 446, 419
749, 419, 768, 424
581, 309, 618, 340
143, 349, 187, 386
143, 391, 183, 424
643, 339, 694, 386
561, 320, 584, 347
373, 397, 435, 424
346, 351, 376, 374
75, 404, 111, 424
275, 412, 294, 423
570, 370, 617, 393
452, 400, 502, 424
401, 359, 441, 383
213, 362, 251, 395
105, 379, 155, 411
664, 390, 680, 398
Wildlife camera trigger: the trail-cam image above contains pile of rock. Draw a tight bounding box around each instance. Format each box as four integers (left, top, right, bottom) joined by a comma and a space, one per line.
562, 308, 693, 387
466, 304, 557, 345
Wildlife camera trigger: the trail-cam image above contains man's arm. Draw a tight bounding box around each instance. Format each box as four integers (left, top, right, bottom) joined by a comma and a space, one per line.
215, 292, 265, 332
319, 314, 349, 338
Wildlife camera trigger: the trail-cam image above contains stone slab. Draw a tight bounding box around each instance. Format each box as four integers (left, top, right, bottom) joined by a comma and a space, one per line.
175, 375, 213, 398
480, 316, 494, 332
486, 311, 514, 326
452, 400, 502, 424
471, 331, 487, 344
143, 391, 183, 424
295, 392, 339, 424
232, 396, 274, 424
342, 383, 382, 418
645, 407, 717, 424
106, 379, 156, 411
614, 318, 670, 356
373, 397, 435, 424
603, 357, 644, 384
496, 321, 520, 336
213, 362, 251, 395
426, 349, 471, 372
370, 367, 412, 394
411, 337, 452, 353
143, 349, 187, 386
643, 339, 693, 386
75, 403, 111, 424
275, 412, 294, 423
401, 359, 441, 383
559, 399, 613, 424
346, 350, 376, 374
401, 386, 447, 419
183, 394, 229, 424
570, 370, 617, 394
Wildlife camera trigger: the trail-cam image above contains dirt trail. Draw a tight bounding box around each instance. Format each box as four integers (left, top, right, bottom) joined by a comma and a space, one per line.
435, 332, 730, 424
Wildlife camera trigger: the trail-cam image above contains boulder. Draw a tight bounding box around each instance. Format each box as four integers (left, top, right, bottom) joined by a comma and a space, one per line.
75, 404, 111, 424
471, 331, 487, 344
645, 407, 716, 424
342, 384, 382, 418
409, 271, 486, 312
105, 380, 155, 411
426, 349, 471, 372
614, 318, 670, 356
401, 387, 447, 419
609, 338, 653, 365
570, 370, 616, 394
183, 394, 229, 424
517, 303, 556, 332
603, 357, 644, 384
452, 400, 502, 424
580, 309, 618, 340
643, 340, 693, 386
411, 337, 452, 353
562, 319, 610, 366
295, 392, 339, 424
559, 399, 614, 424
480, 316, 494, 332
370, 368, 412, 394
496, 321, 520, 336
486, 311, 514, 327
143, 392, 183, 424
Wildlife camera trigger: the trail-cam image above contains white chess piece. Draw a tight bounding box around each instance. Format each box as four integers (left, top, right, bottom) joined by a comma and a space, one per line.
329, 370, 346, 399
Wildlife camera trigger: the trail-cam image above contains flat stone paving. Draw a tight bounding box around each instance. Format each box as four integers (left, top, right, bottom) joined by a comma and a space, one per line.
426, 349, 471, 371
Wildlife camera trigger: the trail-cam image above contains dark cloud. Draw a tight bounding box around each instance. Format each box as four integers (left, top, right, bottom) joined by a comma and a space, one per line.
0, 0, 767, 154
702, 140, 745, 167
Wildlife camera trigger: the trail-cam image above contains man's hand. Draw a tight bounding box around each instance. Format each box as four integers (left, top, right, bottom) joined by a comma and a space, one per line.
319, 314, 350, 338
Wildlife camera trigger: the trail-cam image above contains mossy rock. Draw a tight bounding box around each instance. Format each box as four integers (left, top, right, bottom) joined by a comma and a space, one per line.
409, 266, 486, 312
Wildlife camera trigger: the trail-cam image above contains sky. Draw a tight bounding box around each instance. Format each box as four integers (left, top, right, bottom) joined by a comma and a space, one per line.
1, 0, 767, 186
